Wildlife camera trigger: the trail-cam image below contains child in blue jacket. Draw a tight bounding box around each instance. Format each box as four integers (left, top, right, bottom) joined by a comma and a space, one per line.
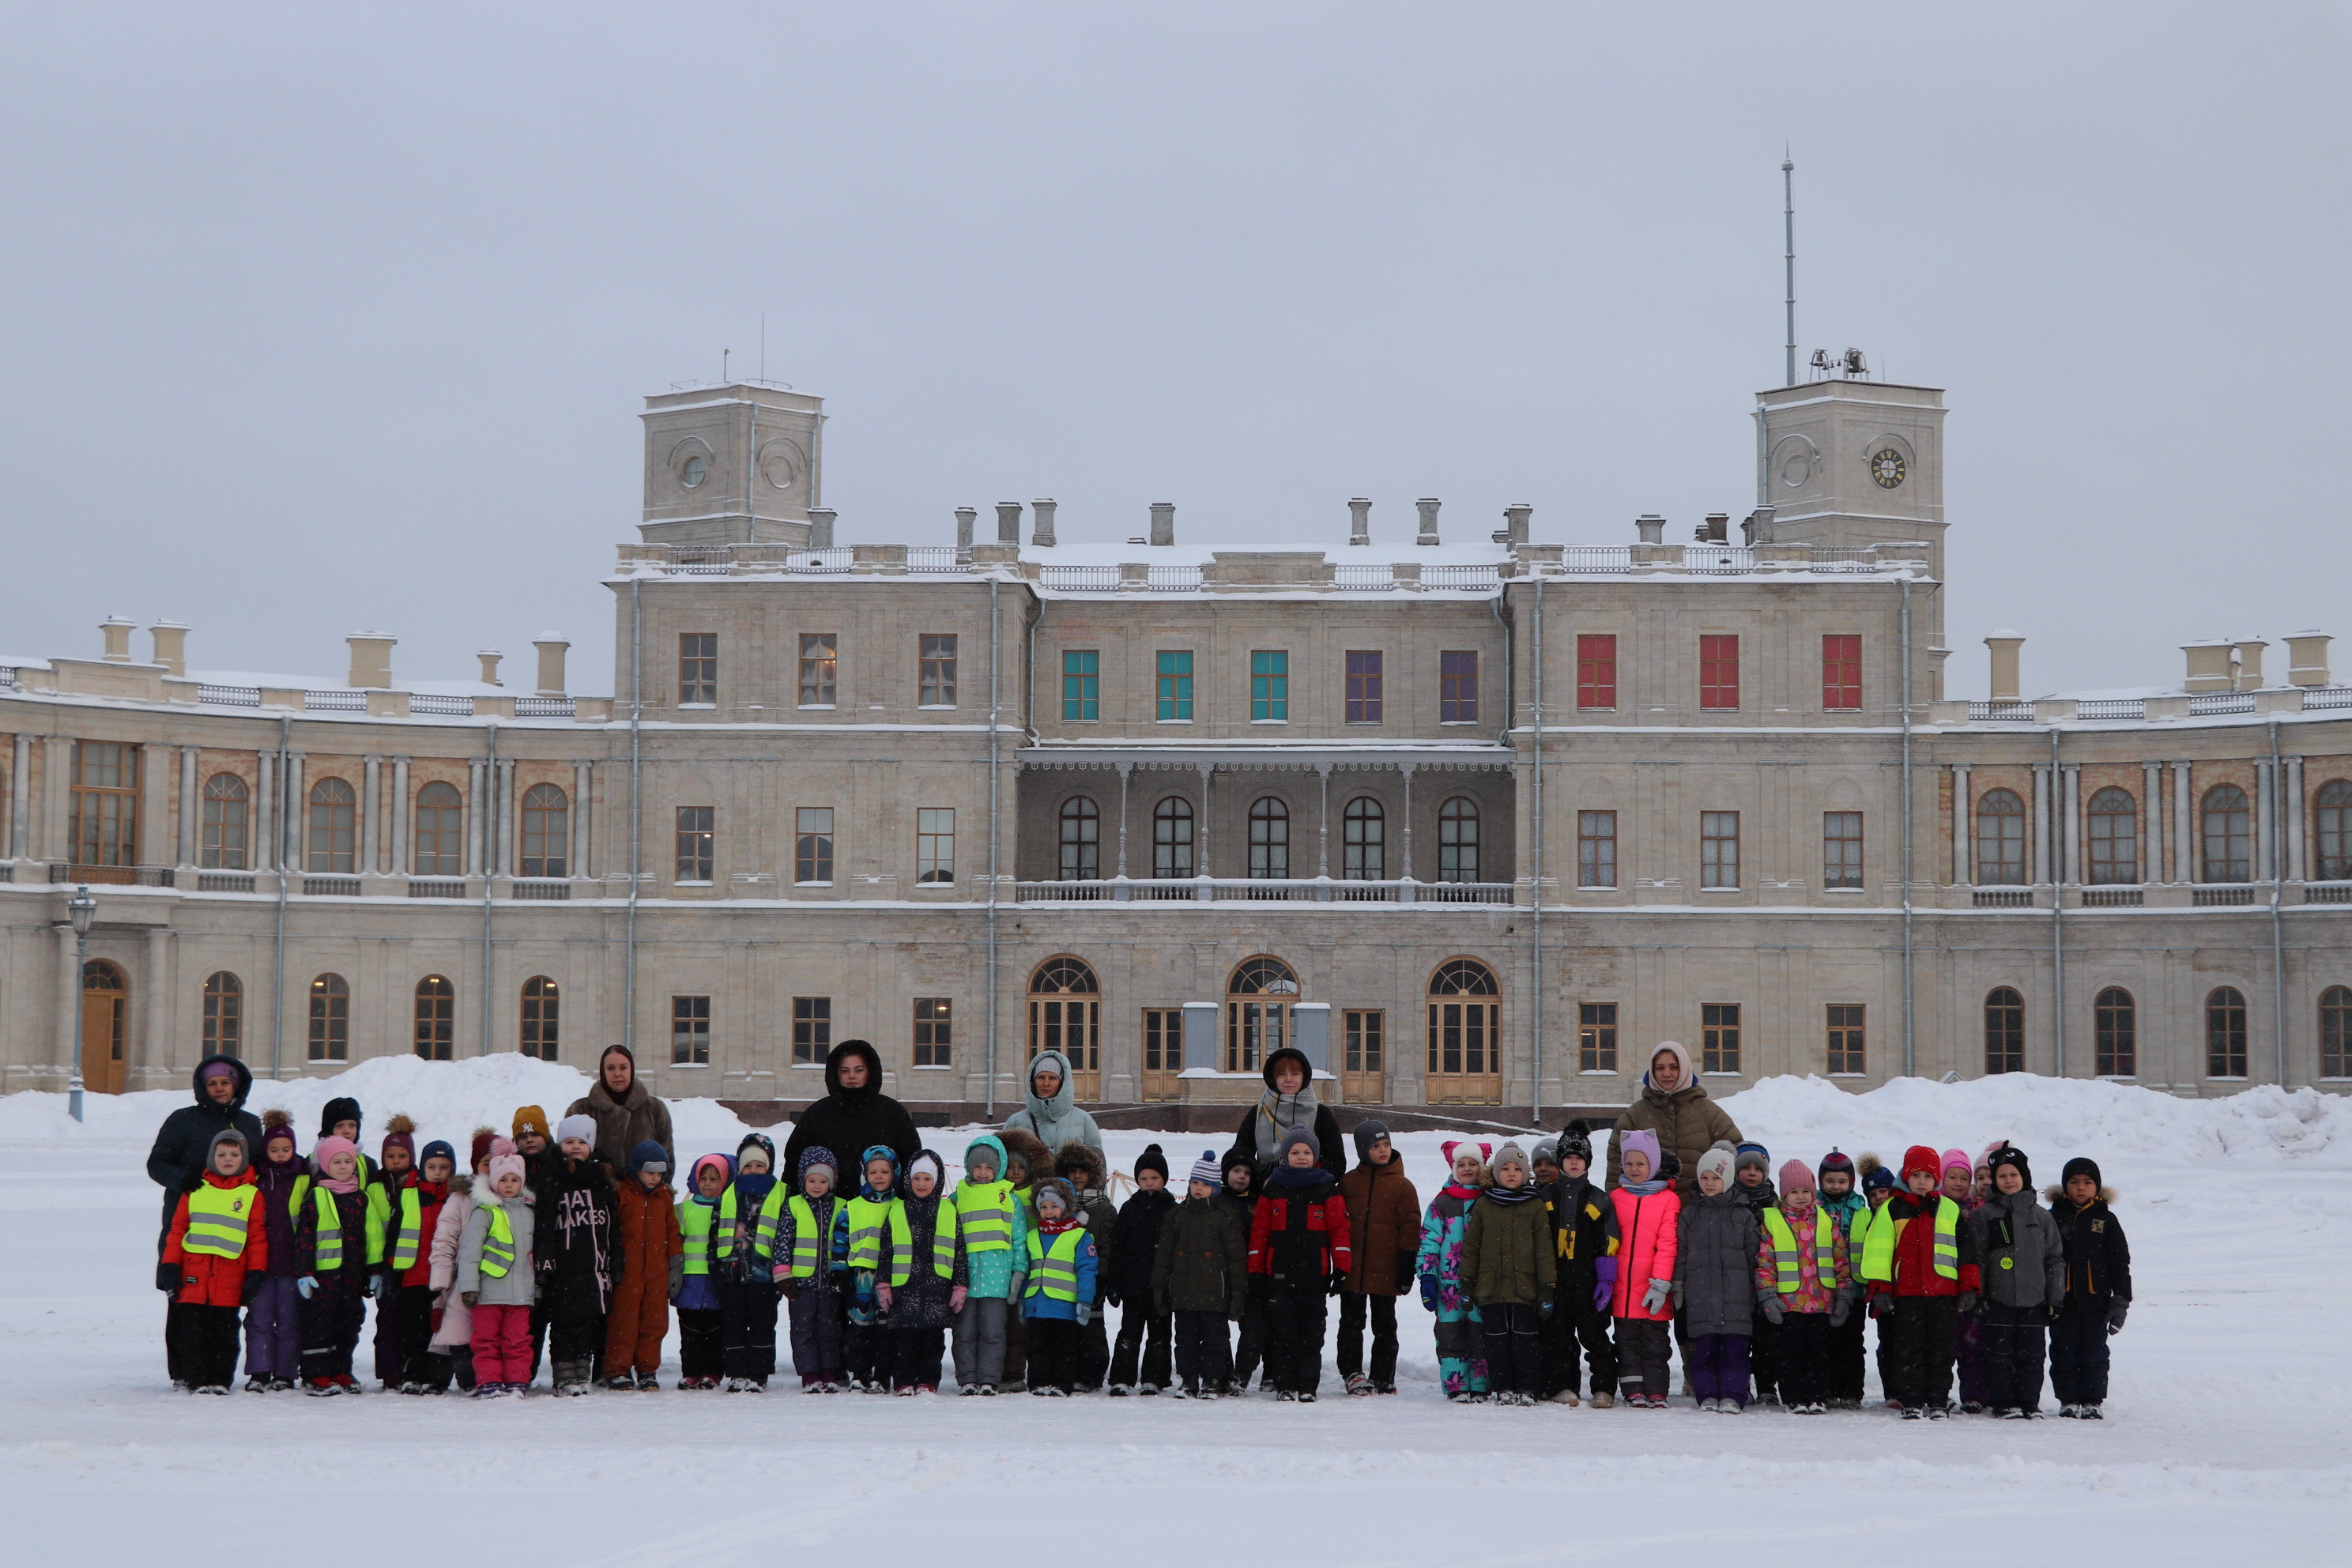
1019, 1177, 1099, 1396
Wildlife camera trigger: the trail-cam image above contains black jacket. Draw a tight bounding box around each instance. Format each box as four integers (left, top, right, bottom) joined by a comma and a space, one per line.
781, 1040, 922, 1179
145, 1056, 264, 1242
1108, 1186, 1176, 1306
537, 1155, 620, 1314
2049, 1189, 2132, 1302
1545, 1172, 1619, 1281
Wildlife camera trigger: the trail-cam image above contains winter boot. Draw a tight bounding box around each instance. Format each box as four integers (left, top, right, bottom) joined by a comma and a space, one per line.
2079, 1403, 2103, 1419
1345, 1372, 1373, 1396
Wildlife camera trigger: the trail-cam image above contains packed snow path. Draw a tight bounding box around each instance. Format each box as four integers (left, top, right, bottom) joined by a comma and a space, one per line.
2, 1061, 2346, 1566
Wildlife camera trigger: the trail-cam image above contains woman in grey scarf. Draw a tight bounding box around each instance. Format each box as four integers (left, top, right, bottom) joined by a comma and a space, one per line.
1228, 1046, 1348, 1179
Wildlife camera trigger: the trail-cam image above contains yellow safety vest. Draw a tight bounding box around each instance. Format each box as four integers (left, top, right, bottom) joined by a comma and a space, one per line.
953, 1180, 1016, 1254
183, 1182, 257, 1259
714, 1184, 790, 1262
307, 1185, 386, 1273
1023, 1226, 1085, 1303
1759, 1206, 1839, 1295
678, 1197, 717, 1276
387, 1187, 435, 1272
846, 1195, 914, 1287
926, 1198, 960, 1281
479, 1201, 518, 1279
1859, 1195, 1959, 1284
786, 1194, 833, 1280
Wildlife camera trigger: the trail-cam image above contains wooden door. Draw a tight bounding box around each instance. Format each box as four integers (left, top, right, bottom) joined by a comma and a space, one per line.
81, 960, 127, 1095
1140, 1008, 1182, 1101
1341, 1008, 1386, 1104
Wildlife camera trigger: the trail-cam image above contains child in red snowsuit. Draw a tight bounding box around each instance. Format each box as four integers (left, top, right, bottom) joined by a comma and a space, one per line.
1246, 1125, 1351, 1400
160, 1128, 271, 1393
1861, 1144, 1983, 1418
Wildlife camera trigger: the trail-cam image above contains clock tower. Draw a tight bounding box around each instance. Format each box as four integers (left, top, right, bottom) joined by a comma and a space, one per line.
639, 382, 826, 548
1753, 375, 1947, 582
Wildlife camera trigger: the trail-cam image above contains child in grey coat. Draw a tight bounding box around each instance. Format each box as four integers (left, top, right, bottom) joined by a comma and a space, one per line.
1675, 1142, 1761, 1412
1969, 1144, 2064, 1417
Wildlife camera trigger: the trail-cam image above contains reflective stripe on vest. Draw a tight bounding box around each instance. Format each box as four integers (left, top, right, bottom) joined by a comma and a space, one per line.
954, 1182, 1015, 1253
752, 1185, 790, 1260
390, 1188, 427, 1271
787, 1195, 830, 1280
479, 1202, 516, 1279
312, 1187, 345, 1272
183, 1183, 255, 1259
1928, 1197, 1961, 1279
1024, 1226, 1084, 1302
846, 1197, 913, 1286
1858, 1196, 1958, 1283
930, 1197, 959, 1280
1759, 1206, 1838, 1295
678, 1198, 716, 1276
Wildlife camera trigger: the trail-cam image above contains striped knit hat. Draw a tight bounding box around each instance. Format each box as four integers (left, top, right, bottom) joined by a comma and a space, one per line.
1189, 1148, 1223, 1188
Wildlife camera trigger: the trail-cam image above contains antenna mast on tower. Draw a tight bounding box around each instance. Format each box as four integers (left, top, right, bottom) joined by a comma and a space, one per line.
1782, 148, 1797, 387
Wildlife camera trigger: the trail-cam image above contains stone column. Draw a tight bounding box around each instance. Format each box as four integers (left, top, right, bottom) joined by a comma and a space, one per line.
1950, 764, 1969, 884
177, 745, 199, 867
361, 755, 382, 876
2286, 755, 2306, 882
2143, 761, 2164, 882
283, 754, 305, 873
1400, 763, 1417, 884
572, 760, 592, 878
44, 735, 72, 862
1316, 763, 1332, 878
2061, 763, 2082, 885
496, 759, 516, 877
1196, 763, 1213, 877
1114, 763, 1131, 879
2030, 764, 2050, 884
2172, 762, 2194, 882
13, 732, 32, 860
390, 757, 410, 876
145, 927, 172, 1082
254, 751, 275, 871
2256, 758, 2275, 883
139, 743, 169, 870
55, 923, 80, 1076
466, 759, 485, 877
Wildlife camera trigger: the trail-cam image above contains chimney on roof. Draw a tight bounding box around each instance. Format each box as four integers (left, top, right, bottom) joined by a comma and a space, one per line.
2181, 639, 2234, 693
1503, 504, 1532, 545
1031, 498, 1057, 548
1149, 502, 1174, 547
1348, 498, 1371, 546
995, 501, 1022, 545
807, 508, 836, 549
1415, 497, 1442, 546
100, 616, 134, 663
1696, 513, 1730, 544
1742, 505, 1776, 545
1984, 631, 2024, 703
346, 631, 395, 690
478, 650, 503, 688
2232, 638, 2268, 692
1635, 514, 1664, 543
2286, 631, 2332, 688
149, 620, 187, 677
955, 507, 977, 551
533, 633, 570, 697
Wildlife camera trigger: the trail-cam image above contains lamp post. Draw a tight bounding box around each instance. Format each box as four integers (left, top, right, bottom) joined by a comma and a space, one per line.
67, 884, 96, 1123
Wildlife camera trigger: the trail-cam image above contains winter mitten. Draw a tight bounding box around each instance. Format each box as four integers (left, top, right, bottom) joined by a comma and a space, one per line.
1007, 1272, 1026, 1303
1326, 1269, 1349, 1297
1640, 1279, 1670, 1316
1592, 1255, 1619, 1312
360, 1272, 379, 1300
156, 1261, 179, 1293
2049, 1300, 2065, 1323
1419, 1276, 1440, 1313
1104, 1288, 1121, 1310
1229, 1293, 1249, 1323
1871, 1293, 1894, 1321
1957, 1290, 1979, 1317
780, 1277, 803, 1301
461, 1291, 479, 1307
1539, 1300, 1555, 1322
876, 1283, 893, 1314
241, 1272, 265, 1306
296, 1276, 318, 1300
1670, 1280, 1685, 1312
2105, 1298, 2129, 1336
1830, 1293, 1852, 1329
669, 1257, 685, 1298
1760, 1295, 1785, 1326
771, 1263, 792, 1284
1074, 1302, 1091, 1327
949, 1285, 968, 1314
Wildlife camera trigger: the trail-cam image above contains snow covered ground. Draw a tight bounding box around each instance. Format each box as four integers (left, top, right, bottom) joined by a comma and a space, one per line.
2, 1060, 2346, 1566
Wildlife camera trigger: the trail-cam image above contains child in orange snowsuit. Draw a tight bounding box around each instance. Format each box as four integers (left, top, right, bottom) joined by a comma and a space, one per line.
603, 1140, 684, 1389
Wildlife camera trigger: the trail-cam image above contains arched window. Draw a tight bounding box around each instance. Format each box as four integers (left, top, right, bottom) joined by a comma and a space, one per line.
2321, 986, 2352, 1079
1027, 957, 1100, 1098
2094, 987, 2135, 1077
1225, 956, 1298, 1072
202, 972, 243, 1060
1976, 789, 2026, 885
81, 959, 128, 1095
1984, 986, 2025, 1075
519, 783, 568, 878
200, 774, 249, 870
1057, 797, 1099, 880
414, 782, 464, 876
307, 974, 349, 1063
2086, 787, 2138, 885
1427, 958, 1502, 1103
1248, 797, 1289, 880
2202, 785, 2250, 883
307, 777, 356, 873
2205, 986, 2248, 1078
1152, 797, 1194, 880
520, 976, 559, 1061
2315, 781, 2352, 883
1438, 797, 1480, 883
414, 976, 455, 1061
1342, 796, 1384, 880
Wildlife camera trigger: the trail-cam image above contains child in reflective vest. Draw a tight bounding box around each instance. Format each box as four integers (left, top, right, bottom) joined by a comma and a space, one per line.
673, 1153, 731, 1389
1813, 1150, 1869, 1408
383, 1138, 454, 1393
716, 1133, 786, 1392
1754, 1159, 1852, 1415
951, 1134, 1023, 1394
604, 1140, 683, 1390
160, 1127, 269, 1393
295, 1135, 382, 1395
1861, 1144, 1982, 1419
458, 1151, 537, 1397
366, 1115, 418, 1389
1019, 1178, 1099, 1396
245, 1111, 307, 1391
887, 1152, 966, 1393
837, 1145, 906, 1393
782, 1146, 846, 1392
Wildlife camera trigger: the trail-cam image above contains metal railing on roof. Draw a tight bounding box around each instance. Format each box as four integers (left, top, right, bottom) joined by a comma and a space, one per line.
411, 694, 473, 716
2075, 699, 2147, 721
2188, 692, 2257, 715
1422, 564, 1502, 589
1967, 700, 2034, 722
198, 684, 262, 707
1038, 564, 1121, 591
514, 697, 575, 718
1686, 547, 1755, 575
1147, 565, 1203, 591
1333, 564, 1392, 590
2303, 687, 2352, 709
303, 690, 367, 711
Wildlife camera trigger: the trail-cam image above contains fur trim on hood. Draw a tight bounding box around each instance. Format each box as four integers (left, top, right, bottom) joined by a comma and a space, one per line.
2045, 1184, 2120, 1205
997, 1126, 1050, 1182
1054, 1139, 1107, 1190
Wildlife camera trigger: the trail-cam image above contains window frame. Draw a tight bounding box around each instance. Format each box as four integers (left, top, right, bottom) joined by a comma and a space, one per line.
2204, 986, 2248, 1078
794, 806, 835, 885
2201, 784, 2251, 883
2086, 786, 2139, 886
1576, 633, 1617, 710
1250, 650, 1288, 722
916, 807, 956, 884
2316, 780, 2352, 882
307, 973, 349, 1063
1701, 810, 1741, 890
1826, 1001, 1866, 1076
200, 773, 249, 871
520, 974, 559, 1061
677, 632, 717, 706
1057, 796, 1100, 880
673, 994, 712, 1066
2321, 985, 2352, 1079
1438, 650, 1478, 724
1699, 634, 1740, 711
797, 632, 839, 708
413, 780, 465, 877
1822, 811, 1864, 890
1820, 633, 1862, 711
1577, 809, 1617, 888
1060, 649, 1100, 722
1345, 649, 1384, 724
69, 741, 141, 868
790, 995, 830, 1065
518, 782, 568, 879
1577, 1001, 1618, 1073
307, 777, 356, 874
413, 975, 455, 1061
1155, 650, 1194, 722
1341, 795, 1384, 880
1247, 796, 1290, 880
1975, 789, 2027, 885
1438, 796, 1480, 884
1152, 796, 1195, 879
202, 971, 243, 1059
918, 633, 959, 708
1700, 1001, 1742, 1074
913, 997, 952, 1068
674, 805, 714, 883
2094, 986, 2136, 1077
1984, 986, 2026, 1075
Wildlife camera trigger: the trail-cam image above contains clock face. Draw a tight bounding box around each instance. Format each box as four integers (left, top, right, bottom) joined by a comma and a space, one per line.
1869, 448, 1907, 489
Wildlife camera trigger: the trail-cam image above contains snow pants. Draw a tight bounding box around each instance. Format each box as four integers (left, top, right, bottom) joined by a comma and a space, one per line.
720, 1277, 780, 1383
788, 1285, 844, 1386
1072, 1302, 1110, 1391
891, 1325, 947, 1389
370, 1270, 402, 1383
1980, 1301, 2049, 1412
298, 1269, 366, 1381
470, 1302, 533, 1385
1690, 1332, 1751, 1408
1111, 1306, 1173, 1389
243, 1276, 302, 1381
1261, 1280, 1329, 1396
952, 1296, 1008, 1389
1337, 1291, 1398, 1389
677, 1307, 724, 1380
1886, 1294, 1959, 1410
1480, 1302, 1544, 1394
1747, 1313, 1781, 1404
1172, 1309, 1232, 1390
394, 1283, 446, 1386
604, 1264, 670, 1379
1614, 1317, 1672, 1401
2049, 1296, 2112, 1406
547, 1298, 606, 1384
1025, 1315, 1080, 1393
1776, 1311, 1831, 1407
1956, 1307, 1988, 1407
170, 1302, 242, 1389
1431, 1300, 1488, 1395
1231, 1277, 1268, 1389
1544, 1287, 1618, 1399
1825, 1294, 1868, 1403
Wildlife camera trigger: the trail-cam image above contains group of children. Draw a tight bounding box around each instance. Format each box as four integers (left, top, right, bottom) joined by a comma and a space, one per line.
158, 1093, 2132, 1418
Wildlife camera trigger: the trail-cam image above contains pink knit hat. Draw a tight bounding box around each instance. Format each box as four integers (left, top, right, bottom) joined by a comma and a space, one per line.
487, 1152, 526, 1186
1941, 1148, 1973, 1177
1779, 1159, 1816, 1193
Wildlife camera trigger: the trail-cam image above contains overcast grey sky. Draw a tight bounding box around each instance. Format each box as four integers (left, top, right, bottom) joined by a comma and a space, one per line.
3, 3, 2345, 698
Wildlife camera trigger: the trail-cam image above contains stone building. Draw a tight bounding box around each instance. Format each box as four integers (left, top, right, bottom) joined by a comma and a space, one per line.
4, 371, 2346, 1119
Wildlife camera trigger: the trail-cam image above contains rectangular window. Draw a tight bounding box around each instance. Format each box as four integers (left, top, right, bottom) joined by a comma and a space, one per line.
1155, 650, 1193, 721
794, 807, 834, 884
1578, 1001, 1618, 1072
1142, 1008, 1183, 1099
674, 805, 714, 882
69, 741, 140, 867
918, 634, 958, 707
798, 633, 838, 707
1700, 634, 1740, 710
792, 996, 831, 1065
917, 807, 955, 884
1344, 1009, 1385, 1076
1823, 812, 1864, 889
1061, 649, 1099, 722
1822, 634, 1862, 710
1250, 650, 1288, 722
307, 978, 349, 1062
1701, 1002, 1741, 1074
520, 978, 559, 1061
1577, 633, 1618, 710
1345, 650, 1383, 723
1439, 650, 1479, 723
1826, 1003, 1866, 1075
671, 995, 710, 1066
1577, 810, 1618, 888
913, 997, 952, 1067
1701, 810, 1740, 889
678, 633, 717, 705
